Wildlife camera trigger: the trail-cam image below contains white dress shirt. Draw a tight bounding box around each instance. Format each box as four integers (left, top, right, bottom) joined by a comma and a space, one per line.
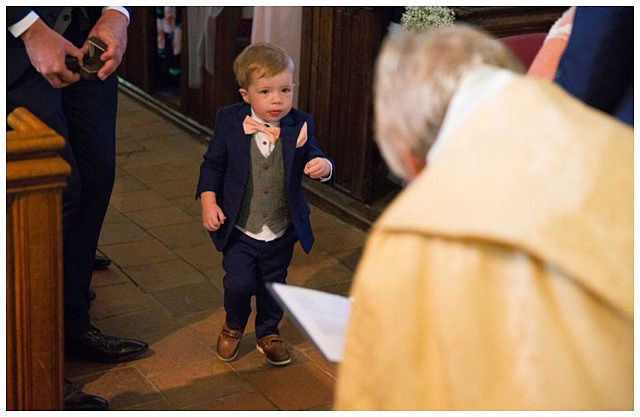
8, 7, 130, 38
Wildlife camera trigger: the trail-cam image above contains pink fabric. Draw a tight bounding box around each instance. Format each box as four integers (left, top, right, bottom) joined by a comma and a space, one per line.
295, 122, 307, 148
242, 116, 281, 144
500, 33, 547, 70
528, 7, 576, 79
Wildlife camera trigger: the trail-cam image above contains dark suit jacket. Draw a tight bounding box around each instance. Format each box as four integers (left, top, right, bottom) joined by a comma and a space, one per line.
7, 6, 106, 86
196, 102, 334, 254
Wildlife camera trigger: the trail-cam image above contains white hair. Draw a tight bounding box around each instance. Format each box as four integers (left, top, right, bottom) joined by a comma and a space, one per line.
374, 24, 524, 180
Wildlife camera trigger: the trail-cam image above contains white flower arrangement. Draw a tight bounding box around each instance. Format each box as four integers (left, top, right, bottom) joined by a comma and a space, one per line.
400, 6, 456, 32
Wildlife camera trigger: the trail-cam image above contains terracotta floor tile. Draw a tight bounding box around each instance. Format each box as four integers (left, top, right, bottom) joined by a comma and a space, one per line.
69, 366, 164, 411
119, 151, 195, 170
65, 358, 128, 379
178, 308, 226, 349
89, 282, 159, 319
112, 174, 148, 195
194, 264, 226, 293
174, 242, 224, 274
279, 315, 312, 347
109, 189, 171, 213
312, 225, 366, 255
98, 221, 153, 246
146, 221, 211, 249
124, 398, 175, 410
95, 308, 183, 341
123, 259, 208, 292
90, 265, 131, 288
149, 358, 254, 409
115, 138, 146, 156
295, 341, 339, 379
132, 327, 217, 377
246, 362, 335, 410
149, 177, 199, 199
100, 239, 178, 267
151, 281, 222, 317
186, 391, 278, 411
169, 195, 204, 218
126, 205, 194, 229
314, 280, 354, 297
102, 206, 130, 225
287, 257, 354, 290
137, 134, 205, 158
228, 341, 310, 375
123, 160, 199, 184
331, 246, 364, 272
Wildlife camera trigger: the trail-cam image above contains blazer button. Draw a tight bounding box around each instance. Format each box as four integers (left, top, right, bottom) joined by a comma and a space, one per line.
63, 13, 71, 21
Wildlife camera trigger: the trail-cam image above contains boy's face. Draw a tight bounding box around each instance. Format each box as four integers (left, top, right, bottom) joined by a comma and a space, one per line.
239, 70, 294, 123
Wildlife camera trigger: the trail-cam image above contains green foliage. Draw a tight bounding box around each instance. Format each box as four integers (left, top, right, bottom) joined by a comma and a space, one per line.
400, 6, 456, 32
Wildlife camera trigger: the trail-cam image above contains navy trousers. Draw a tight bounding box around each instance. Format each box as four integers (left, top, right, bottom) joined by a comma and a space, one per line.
222, 227, 297, 338
7, 67, 118, 337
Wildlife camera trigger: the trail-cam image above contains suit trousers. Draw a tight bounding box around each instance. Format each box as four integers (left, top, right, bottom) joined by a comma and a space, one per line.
7, 67, 118, 337
221, 226, 297, 338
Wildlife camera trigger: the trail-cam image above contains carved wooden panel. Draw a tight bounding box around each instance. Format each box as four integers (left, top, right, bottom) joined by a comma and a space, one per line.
299, 6, 394, 203
118, 7, 157, 93
453, 6, 566, 37
6, 108, 69, 410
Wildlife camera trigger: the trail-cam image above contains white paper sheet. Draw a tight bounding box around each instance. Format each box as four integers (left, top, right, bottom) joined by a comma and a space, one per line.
267, 283, 351, 363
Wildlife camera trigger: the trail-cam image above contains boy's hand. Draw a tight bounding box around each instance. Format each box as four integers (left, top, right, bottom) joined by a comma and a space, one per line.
304, 157, 331, 179
201, 191, 226, 231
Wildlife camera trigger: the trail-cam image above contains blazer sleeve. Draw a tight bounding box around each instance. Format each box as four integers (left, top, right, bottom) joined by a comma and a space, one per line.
7, 7, 33, 27
303, 114, 336, 184
195, 107, 228, 199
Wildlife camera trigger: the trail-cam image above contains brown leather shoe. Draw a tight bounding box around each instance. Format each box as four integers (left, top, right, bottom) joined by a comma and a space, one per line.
216, 324, 243, 361
256, 334, 291, 366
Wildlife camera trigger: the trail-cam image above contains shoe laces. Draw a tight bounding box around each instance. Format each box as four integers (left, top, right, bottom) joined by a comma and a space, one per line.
260, 334, 284, 348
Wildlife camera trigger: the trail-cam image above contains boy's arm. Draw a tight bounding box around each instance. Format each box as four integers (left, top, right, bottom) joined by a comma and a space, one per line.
196, 107, 228, 199
200, 191, 226, 231
302, 114, 335, 184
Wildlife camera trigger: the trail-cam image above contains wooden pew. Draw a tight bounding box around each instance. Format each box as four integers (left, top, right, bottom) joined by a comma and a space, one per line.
6, 107, 70, 410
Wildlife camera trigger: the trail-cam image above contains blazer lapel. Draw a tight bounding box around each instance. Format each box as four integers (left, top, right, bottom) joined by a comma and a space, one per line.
235, 104, 252, 183
278, 113, 297, 191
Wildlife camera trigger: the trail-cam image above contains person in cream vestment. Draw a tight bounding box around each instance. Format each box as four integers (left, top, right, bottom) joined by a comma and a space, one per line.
335, 25, 632, 411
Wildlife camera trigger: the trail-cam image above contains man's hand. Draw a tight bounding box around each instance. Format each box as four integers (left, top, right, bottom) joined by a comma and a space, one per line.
20, 19, 83, 88
83, 9, 128, 80
201, 191, 227, 232
304, 157, 331, 179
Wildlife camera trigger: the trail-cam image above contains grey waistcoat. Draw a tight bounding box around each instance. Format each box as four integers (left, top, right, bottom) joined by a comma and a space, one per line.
236, 138, 290, 235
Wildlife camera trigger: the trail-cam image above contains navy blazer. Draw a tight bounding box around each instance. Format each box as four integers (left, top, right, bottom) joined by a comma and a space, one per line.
196, 102, 334, 253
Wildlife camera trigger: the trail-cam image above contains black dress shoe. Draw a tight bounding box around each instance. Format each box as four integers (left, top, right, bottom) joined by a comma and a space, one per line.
64, 380, 109, 411
93, 255, 111, 270
67, 325, 149, 363
88, 288, 96, 303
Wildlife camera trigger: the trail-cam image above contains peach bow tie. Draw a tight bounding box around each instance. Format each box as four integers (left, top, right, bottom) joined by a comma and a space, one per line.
243, 116, 281, 144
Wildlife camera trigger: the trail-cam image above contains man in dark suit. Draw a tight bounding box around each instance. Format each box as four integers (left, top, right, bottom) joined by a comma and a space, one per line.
7, 7, 148, 410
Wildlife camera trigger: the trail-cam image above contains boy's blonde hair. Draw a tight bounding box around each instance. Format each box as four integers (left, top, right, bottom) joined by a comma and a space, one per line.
374, 25, 524, 180
233, 42, 294, 88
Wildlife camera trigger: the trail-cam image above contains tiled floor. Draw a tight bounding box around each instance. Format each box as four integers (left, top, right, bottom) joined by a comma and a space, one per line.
65, 93, 367, 410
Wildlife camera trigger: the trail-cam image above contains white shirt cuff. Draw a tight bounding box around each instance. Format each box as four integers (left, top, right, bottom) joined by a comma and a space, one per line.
319, 159, 333, 182
103, 7, 130, 25
8, 11, 39, 38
